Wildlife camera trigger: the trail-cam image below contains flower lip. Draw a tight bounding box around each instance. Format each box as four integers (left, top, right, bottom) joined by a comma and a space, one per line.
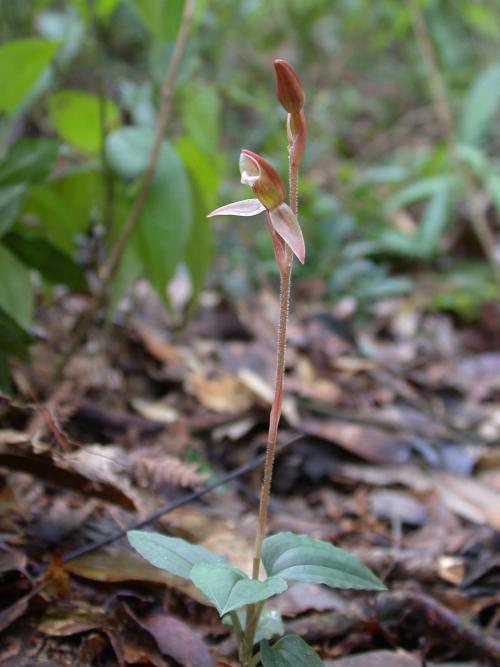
239, 151, 260, 187
239, 149, 286, 210
274, 59, 305, 113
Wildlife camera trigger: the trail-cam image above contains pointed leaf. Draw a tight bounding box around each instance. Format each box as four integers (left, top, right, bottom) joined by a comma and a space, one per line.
261, 635, 323, 666
207, 199, 265, 218
0, 38, 60, 113
459, 63, 500, 145
4, 231, 88, 291
128, 531, 226, 579
190, 563, 287, 616
262, 532, 386, 591
268, 204, 305, 263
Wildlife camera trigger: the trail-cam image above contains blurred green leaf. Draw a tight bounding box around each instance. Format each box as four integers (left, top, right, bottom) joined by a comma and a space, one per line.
3, 230, 88, 290
136, 141, 192, 302
386, 176, 451, 212
0, 243, 33, 328
0, 38, 59, 113
71, 0, 121, 20
47, 90, 121, 154
419, 184, 450, 257
106, 126, 154, 177
24, 168, 100, 252
181, 82, 221, 158
0, 184, 26, 238
0, 138, 58, 186
459, 63, 500, 145
177, 136, 219, 308
128, 0, 184, 41
0, 305, 34, 361
107, 127, 192, 302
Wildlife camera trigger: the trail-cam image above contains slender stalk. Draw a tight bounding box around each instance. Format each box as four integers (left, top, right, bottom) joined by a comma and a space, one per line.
251, 256, 292, 578
55, 0, 196, 377
242, 141, 300, 665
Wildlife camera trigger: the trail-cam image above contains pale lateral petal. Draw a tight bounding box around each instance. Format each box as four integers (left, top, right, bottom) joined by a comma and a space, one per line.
207, 199, 266, 218
268, 203, 306, 264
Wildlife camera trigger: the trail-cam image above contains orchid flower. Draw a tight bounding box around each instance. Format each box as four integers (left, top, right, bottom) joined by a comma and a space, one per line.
207, 149, 305, 269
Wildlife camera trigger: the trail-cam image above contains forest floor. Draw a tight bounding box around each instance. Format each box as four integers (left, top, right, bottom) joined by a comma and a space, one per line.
0, 279, 499, 666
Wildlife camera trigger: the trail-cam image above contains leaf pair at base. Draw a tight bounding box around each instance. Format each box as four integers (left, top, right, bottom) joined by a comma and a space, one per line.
127, 530, 287, 616
128, 529, 385, 613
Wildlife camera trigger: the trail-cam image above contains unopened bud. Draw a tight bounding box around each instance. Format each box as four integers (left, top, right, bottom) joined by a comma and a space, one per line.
274, 59, 305, 113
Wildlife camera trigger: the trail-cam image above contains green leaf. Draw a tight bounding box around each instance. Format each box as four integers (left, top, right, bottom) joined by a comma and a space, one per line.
3, 231, 88, 290
260, 635, 324, 667
0, 184, 26, 238
262, 532, 386, 591
419, 185, 450, 257
181, 83, 221, 158
0, 38, 59, 113
135, 141, 192, 302
47, 90, 120, 154
177, 137, 219, 308
24, 168, 99, 252
0, 244, 33, 328
72, 0, 121, 20
127, 530, 226, 579
0, 305, 34, 361
106, 126, 154, 178
459, 63, 500, 145
129, 0, 185, 41
385, 176, 451, 213
0, 138, 58, 186
190, 563, 287, 617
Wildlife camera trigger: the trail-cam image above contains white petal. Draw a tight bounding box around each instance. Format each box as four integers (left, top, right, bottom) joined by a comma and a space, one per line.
239, 152, 261, 187
268, 203, 306, 263
207, 199, 266, 218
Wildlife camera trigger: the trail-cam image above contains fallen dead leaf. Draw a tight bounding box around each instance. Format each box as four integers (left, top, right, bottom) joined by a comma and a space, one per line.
0, 442, 136, 510
38, 601, 107, 637
430, 470, 500, 530
188, 373, 254, 413
66, 549, 209, 605
136, 613, 216, 667
131, 398, 179, 423
300, 418, 411, 464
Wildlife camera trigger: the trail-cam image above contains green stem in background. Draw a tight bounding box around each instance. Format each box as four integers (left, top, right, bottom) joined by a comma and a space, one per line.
54, 0, 196, 378
406, 0, 500, 283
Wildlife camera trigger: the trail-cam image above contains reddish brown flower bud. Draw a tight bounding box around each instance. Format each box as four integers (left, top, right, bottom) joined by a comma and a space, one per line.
239, 149, 286, 210
274, 59, 305, 113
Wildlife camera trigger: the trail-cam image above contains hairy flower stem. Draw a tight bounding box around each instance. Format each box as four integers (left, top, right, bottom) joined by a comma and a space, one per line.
242, 155, 299, 665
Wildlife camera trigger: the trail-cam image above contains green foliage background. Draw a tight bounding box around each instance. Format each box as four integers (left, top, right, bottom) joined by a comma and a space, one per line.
0, 0, 499, 372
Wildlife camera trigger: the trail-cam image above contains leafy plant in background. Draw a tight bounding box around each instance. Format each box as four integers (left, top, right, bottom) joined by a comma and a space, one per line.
0, 0, 219, 387
129, 60, 385, 667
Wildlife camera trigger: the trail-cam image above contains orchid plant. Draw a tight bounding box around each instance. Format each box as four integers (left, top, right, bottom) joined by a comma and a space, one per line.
128, 60, 385, 667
